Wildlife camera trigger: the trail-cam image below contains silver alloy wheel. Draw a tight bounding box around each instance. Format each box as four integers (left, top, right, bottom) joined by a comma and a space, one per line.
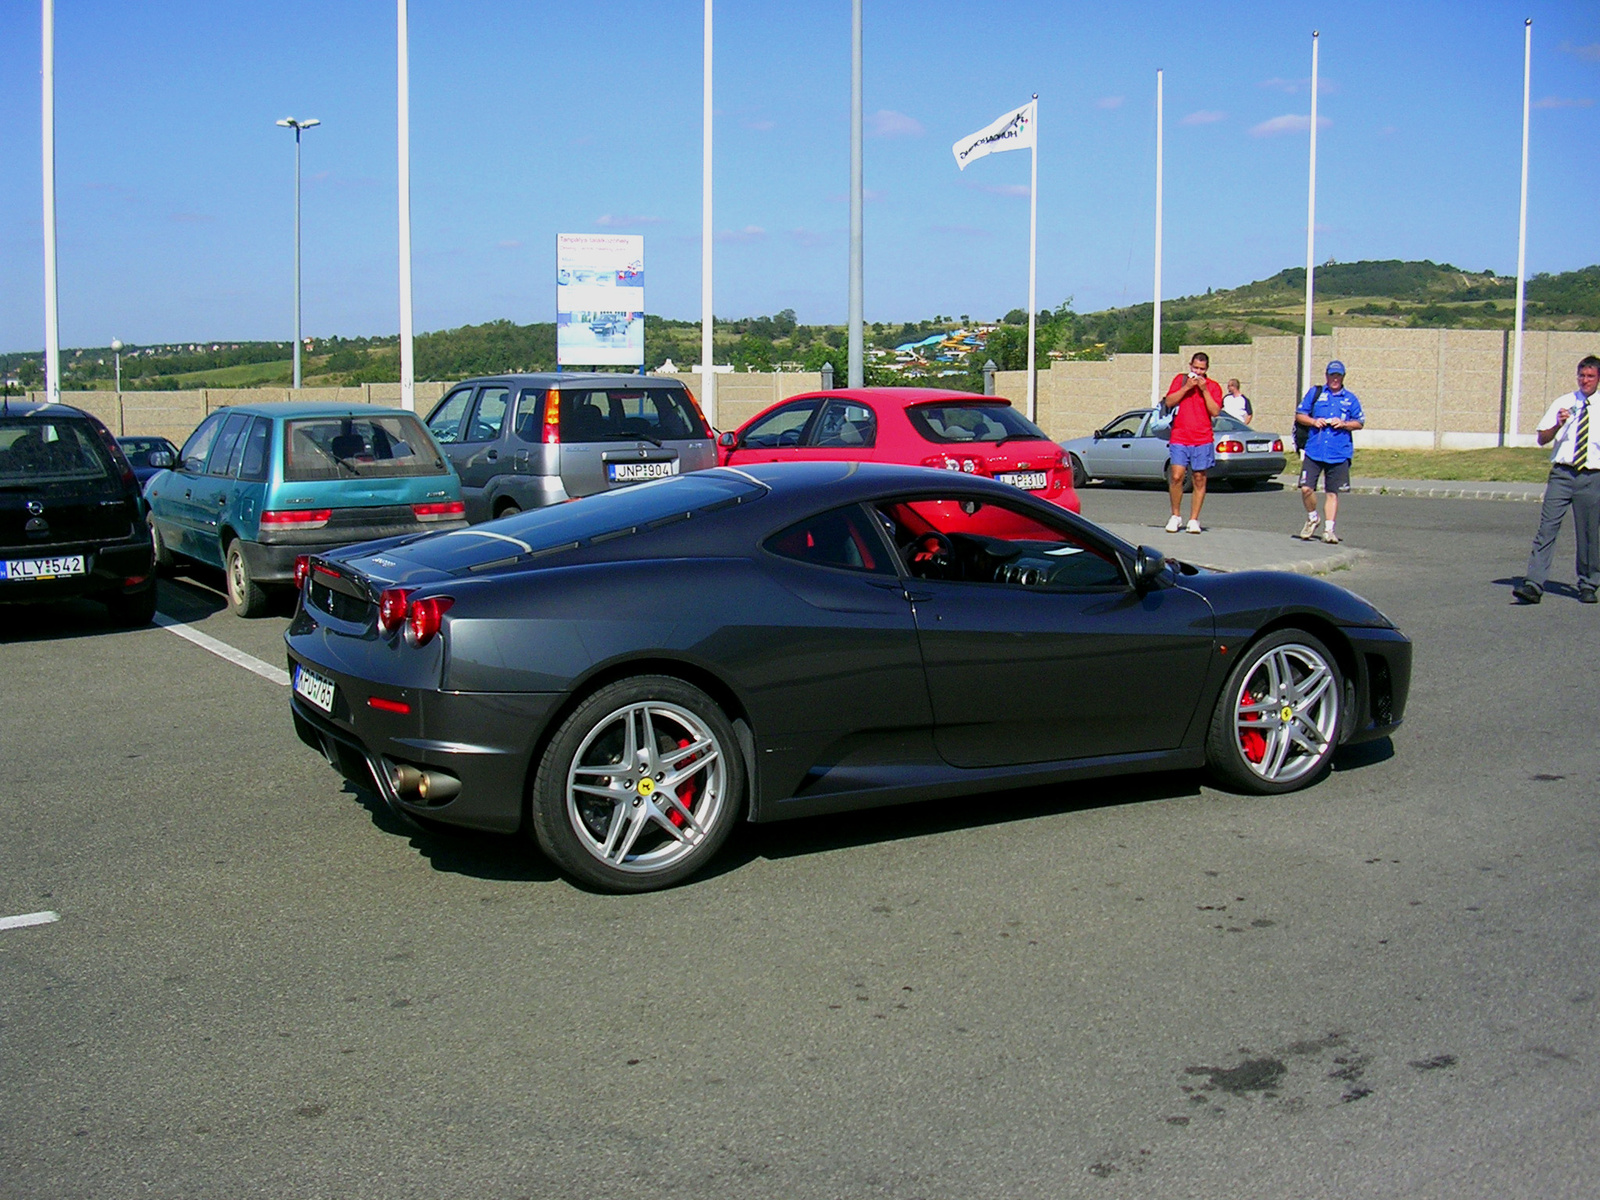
227, 546, 247, 606
1232, 642, 1339, 784
565, 700, 727, 874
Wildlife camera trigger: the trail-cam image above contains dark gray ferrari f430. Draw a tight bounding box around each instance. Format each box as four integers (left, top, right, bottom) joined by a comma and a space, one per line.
286, 461, 1410, 891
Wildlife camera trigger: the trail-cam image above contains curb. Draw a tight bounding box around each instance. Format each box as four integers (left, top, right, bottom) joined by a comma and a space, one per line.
1350, 484, 1543, 503
1183, 547, 1368, 577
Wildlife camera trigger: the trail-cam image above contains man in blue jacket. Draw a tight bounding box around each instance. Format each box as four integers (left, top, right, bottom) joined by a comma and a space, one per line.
1295, 361, 1365, 544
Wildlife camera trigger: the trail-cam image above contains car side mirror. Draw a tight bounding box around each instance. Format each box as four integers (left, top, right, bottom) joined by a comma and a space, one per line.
148, 450, 174, 469
1133, 545, 1167, 588
717, 431, 737, 448
1091, 428, 1105, 440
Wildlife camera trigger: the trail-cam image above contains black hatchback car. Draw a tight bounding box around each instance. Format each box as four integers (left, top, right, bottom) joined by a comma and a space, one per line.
0, 400, 157, 625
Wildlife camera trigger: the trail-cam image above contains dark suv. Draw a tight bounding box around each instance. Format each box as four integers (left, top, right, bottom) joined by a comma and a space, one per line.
422, 373, 717, 521
0, 400, 157, 625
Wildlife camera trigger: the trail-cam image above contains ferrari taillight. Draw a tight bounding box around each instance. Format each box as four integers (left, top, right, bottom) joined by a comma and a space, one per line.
378, 588, 414, 634
405, 596, 454, 647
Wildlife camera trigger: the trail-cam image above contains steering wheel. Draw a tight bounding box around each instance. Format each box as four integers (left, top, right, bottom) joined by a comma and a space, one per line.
911, 531, 954, 570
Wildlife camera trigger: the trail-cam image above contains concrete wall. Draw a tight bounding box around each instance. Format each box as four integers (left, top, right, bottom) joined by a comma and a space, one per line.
32, 331, 1599, 449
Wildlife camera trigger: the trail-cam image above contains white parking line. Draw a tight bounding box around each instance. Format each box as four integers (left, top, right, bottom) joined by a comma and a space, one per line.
153, 613, 289, 686
0, 910, 60, 932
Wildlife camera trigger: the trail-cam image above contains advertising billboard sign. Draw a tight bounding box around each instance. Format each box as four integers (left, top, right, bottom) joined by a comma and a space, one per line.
556, 233, 644, 367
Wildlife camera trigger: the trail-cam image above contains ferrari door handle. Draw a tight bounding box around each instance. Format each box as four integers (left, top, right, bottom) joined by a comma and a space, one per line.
486, 449, 499, 460
903, 590, 934, 602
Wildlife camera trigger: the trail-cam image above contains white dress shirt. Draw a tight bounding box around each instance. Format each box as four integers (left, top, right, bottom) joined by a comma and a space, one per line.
1538, 391, 1600, 468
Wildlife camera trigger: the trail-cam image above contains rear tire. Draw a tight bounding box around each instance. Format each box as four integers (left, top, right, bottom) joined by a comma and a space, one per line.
225, 539, 271, 618
493, 499, 522, 519
105, 585, 157, 627
1069, 454, 1089, 490
530, 675, 745, 892
1205, 629, 1343, 795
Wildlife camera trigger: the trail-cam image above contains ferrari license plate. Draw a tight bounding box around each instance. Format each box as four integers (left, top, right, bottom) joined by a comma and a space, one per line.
997, 471, 1048, 491
608, 460, 679, 483
293, 663, 337, 714
2, 554, 86, 581
1247, 440, 1270, 452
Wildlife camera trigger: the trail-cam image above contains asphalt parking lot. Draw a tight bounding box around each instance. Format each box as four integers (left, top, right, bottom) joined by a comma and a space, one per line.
4, 485, 1599, 1198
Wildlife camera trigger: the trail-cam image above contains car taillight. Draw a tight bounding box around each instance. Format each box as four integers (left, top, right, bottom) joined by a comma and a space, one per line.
412, 500, 465, 521
1218, 440, 1244, 454
261, 508, 332, 529
684, 387, 714, 438
378, 588, 414, 634
293, 554, 312, 589
920, 454, 984, 473
921, 454, 961, 471
543, 389, 561, 444
406, 596, 454, 647
1272, 439, 1284, 452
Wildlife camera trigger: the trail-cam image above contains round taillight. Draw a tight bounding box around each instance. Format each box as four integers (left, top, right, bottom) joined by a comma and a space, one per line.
1273, 439, 1284, 452
378, 588, 414, 634
293, 555, 311, 589
405, 596, 455, 647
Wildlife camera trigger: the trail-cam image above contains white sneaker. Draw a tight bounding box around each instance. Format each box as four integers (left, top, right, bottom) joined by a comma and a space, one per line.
1186, 518, 1202, 534
1165, 515, 1182, 533
1296, 515, 1320, 540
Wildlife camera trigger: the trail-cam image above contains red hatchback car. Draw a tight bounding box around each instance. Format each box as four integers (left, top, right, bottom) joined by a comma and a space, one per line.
717, 388, 1080, 513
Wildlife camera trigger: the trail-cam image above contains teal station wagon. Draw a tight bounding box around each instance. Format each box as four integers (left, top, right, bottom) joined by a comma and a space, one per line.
145, 403, 466, 616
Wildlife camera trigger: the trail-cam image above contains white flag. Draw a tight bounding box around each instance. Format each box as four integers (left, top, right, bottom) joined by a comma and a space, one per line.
951, 101, 1036, 171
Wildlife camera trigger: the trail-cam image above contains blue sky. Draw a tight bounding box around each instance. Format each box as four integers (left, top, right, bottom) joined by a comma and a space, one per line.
1, 0, 1596, 350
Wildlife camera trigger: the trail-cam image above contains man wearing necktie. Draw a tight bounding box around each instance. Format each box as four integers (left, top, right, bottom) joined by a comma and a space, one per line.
1513, 355, 1600, 605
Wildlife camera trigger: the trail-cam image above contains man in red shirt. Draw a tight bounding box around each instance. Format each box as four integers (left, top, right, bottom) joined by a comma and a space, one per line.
1161, 351, 1223, 533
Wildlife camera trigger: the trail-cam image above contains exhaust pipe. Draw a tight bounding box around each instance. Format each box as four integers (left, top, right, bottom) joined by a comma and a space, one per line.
387, 762, 462, 804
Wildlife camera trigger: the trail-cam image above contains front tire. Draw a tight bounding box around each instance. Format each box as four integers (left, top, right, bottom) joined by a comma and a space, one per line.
225, 539, 270, 618
530, 676, 745, 892
148, 514, 175, 574
1205, 629, 1343, 794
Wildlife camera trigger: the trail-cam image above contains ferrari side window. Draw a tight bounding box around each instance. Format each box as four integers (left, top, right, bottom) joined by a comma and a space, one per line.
876, 496, 1125, 590
764, 505, 894, 575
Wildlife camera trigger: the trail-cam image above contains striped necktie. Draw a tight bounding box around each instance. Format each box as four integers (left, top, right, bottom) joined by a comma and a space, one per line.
1577, 399, 1590, 470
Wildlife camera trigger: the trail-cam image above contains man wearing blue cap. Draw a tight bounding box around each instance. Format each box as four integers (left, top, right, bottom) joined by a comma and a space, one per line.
1294, 361, 1364, 543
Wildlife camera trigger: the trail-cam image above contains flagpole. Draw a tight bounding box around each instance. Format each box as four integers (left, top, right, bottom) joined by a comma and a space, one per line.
397, 0, 415, 411
1301, 31, 1320, 409
848, 0, 864, 389
1509, 16, 1532, 445
1025, 94, 1038, 422
42, 0, 60, 404
1150, 69, 1163, 407
700, 0, 716, 426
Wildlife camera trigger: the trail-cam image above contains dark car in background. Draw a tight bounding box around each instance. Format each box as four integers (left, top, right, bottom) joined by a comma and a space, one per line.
146, 404, 466, 617
286, 461, 1411, 893
422, 372, 717, 522
116, 436, 181, 487
1, 401, 156, 625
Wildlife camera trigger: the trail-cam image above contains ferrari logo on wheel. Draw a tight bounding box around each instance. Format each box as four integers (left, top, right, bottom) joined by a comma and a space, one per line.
637, 777, 656, 797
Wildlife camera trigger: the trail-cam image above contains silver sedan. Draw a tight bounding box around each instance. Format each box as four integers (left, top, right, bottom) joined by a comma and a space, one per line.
1061, 407, 1287, 491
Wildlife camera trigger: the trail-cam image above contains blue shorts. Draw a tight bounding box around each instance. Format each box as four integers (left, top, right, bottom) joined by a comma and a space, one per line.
1168, 441, 1216, 472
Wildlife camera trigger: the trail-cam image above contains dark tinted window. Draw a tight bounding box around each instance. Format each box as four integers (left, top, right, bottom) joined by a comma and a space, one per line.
0, 418, 115, 484
283, 414, 447, 481
513, 388, 548, 442
766, 505, 892, 574
116, 437, 176, 467
812, 401, 877, 448
739, 400, 819, 449
237, 418, 272, 482
561, 388, 701, 442
906, 402, 1050, 445
179, 412, 226, 473
207, 412, 253, 476
411, 471, 765, 572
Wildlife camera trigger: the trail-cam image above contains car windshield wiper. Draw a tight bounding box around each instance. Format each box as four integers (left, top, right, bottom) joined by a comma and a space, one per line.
993, 432, 1046, 447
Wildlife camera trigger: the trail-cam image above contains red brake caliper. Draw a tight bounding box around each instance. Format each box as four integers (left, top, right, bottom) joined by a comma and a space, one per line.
669, 737, 697, 827
1239, 690, 1268, 764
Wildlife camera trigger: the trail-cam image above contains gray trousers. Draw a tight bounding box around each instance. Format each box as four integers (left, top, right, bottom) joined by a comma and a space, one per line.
1524, 465, 1600, 591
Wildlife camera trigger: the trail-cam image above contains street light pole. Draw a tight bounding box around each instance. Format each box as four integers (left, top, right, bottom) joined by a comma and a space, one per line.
847, 0, 864, 389
276, 117, 320, 390
42, 0, 60, 404
111, 339, 122, 393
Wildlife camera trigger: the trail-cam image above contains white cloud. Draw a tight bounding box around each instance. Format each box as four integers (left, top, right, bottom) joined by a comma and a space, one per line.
828, 188, 885, 203
743, 119, 777, 131
1250, 113, 1332, 137
497, 239, 523, 249
867, 109, 924, 137
1095, 95, 1124, 110
1180, 110, 1227, 126
1559, 41, 1600, 62
964, 182, 1030, 198
1258, 77, 1336, 95
716, 225, 766, 244
595, 214, 665, 227
1533, 95, 1595, 109
931, 224, 991, 238
788, 228, 832, 248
